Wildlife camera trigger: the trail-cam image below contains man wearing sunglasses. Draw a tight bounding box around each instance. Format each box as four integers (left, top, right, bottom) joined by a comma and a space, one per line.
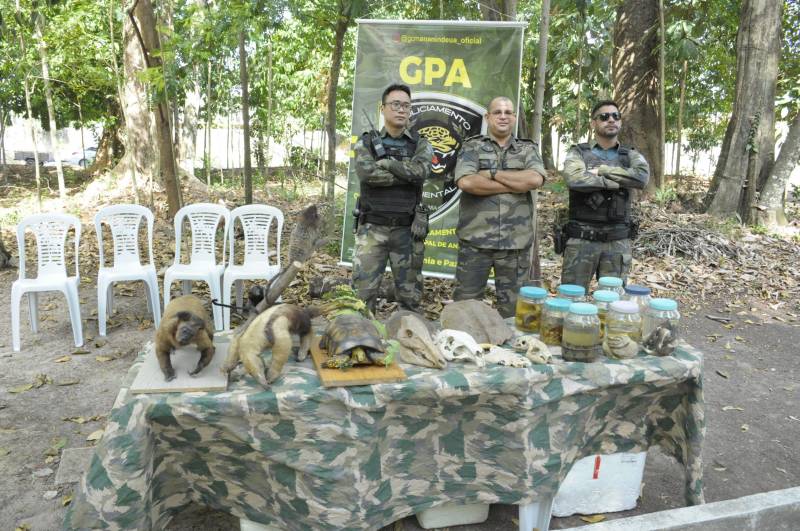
352, 83, 433, 312
560, 100, 650, 289
453, 96, 546, 317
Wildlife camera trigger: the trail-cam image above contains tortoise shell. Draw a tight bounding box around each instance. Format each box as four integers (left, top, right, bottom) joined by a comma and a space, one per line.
320, 313, 385, 357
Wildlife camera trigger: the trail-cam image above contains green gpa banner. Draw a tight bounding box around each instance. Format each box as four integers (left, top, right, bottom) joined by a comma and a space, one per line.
340, 20, 527, 278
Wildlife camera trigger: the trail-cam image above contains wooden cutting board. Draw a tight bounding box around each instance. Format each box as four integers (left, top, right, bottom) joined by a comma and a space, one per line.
310, 335, 406, 387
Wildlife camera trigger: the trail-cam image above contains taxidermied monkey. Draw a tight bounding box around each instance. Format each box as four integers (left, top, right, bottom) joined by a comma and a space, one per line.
155, 295, 215, 381
222, 304, 318, 387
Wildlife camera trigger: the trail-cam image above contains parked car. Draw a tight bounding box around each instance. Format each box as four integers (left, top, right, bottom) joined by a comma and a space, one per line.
44, 146, 97, 168
14, 150, 53, 165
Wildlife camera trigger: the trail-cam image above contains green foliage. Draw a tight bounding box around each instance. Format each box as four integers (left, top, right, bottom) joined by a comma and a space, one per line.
653, 185, 678, 206
750, 224, 768, 235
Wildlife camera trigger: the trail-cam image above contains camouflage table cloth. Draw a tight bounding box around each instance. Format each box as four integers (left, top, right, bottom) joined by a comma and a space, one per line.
65, 341, 704, 530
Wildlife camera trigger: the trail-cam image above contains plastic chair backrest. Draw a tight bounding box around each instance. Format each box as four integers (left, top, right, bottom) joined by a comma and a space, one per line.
94, 204, 154, 268
16, 213, 81, 280
173, 203, 230, 266
229, 204, 284, 268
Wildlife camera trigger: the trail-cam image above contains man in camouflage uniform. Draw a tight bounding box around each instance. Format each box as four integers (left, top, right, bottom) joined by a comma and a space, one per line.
561, 100, 650, 289
352, 84, 433, 312
453, 96, 546, 317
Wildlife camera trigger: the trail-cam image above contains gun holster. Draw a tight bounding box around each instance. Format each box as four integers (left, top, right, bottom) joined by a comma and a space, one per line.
553, 222, 567, 255
352, 199, 362, 234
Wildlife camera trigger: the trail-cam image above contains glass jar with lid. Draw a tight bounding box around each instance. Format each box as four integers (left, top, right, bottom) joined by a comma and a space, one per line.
562, 303, 602, 362
515, 286, 548, 332
540, 297, 572, 346
642, 297, 680, 340
598, 276, 625, 296
558, 284, 586, 302
607, 300, 643, 342
623, 284, 652, 314
592, 290, 621, 338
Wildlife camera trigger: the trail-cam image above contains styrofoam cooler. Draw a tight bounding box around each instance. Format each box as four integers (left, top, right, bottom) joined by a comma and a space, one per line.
552, 452, 647, 517
416, 503, 490, 528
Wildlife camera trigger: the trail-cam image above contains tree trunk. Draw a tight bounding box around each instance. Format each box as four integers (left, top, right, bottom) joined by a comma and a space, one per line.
756, 111, 800, 226
239, 29, 253, 204
574, 44, 583, 143
658, 0, 666, 182
0, 229, 11, 268
128, 0, 182, 217
613, 0, 663, 192
265, 38, 273, 182
479, 0, 517, 20
675, 59, 687, 182
704, 0, 781, 217
23, 77, 43, 208
179, 64, 201, 179
34, 13, 67, 202
0, 107, 6, 165
325, 17, 349, 207
205, 59, 212, 186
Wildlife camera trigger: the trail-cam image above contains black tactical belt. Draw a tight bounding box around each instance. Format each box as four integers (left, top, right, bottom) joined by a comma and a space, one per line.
361, 213, 414, 227
565, 222, 630, 242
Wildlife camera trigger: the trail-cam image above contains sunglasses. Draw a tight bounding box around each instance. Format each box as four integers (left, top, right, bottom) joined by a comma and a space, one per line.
384, 101, 411, 112
593, 112, 621, 122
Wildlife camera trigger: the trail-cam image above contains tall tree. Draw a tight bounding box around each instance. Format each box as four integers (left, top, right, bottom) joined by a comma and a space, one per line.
479, 0, 517, 20
239, 27, 252, 203
756, 111, 800, 226
704, 0, 782, 218
612, 0, 663, 192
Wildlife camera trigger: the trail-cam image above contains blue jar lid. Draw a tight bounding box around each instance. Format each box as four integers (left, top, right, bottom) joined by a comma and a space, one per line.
568, 302, 598, 315
610, 300, 640, 314
624, 284, 651, 296
545, 297, 572, 311
649, 298, 678, 311
558, 284, 586, 297
520, 286, 548, 299
598, 276, 623, 288
593, 290, 620, 303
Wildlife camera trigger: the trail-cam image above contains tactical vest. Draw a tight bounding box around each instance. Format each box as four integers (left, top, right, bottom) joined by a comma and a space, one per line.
359, 132, 420, 225
568, 143, 633, 224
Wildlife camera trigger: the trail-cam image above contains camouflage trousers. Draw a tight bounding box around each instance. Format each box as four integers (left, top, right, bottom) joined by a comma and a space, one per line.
453, 241, 531, 318
352, 223, 424, 312
561, 237, 632, 290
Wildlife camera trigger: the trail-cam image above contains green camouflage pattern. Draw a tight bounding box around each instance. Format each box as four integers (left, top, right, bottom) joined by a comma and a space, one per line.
320, 313, 386, 356
453, 242, 531, 318
65, 336, 705, 530
354, 128, 433, 187
561, 238, 633, 289
562, 143, 650, 192
454, 135, 545, 249
351, 223, 424, 312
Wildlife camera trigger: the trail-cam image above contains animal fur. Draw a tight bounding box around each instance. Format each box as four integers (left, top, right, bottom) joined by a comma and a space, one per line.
222, 304, 318, 386
287, 204, 324, 264
155, 295, 215, 381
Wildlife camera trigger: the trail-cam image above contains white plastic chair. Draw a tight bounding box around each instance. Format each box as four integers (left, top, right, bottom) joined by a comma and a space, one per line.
94, 204, 161, 336
222, 204, 284, 329
11, 213, 83, 352
163, 203, 230, 331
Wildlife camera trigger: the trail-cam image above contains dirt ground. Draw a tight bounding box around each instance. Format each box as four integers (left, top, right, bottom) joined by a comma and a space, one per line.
0, 268, 797, 530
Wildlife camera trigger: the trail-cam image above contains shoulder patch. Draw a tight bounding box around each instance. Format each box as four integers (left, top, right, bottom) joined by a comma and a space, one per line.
464, 133, 489, 143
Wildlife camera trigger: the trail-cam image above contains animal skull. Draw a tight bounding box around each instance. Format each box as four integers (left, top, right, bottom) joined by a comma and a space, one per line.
483, 346, 531, 367
434, 329, 485, 367
395, 315, 447, 369
512, 335, 553, 364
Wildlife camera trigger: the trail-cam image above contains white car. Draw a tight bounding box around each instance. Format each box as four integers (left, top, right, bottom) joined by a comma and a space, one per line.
45, 146, 97, 168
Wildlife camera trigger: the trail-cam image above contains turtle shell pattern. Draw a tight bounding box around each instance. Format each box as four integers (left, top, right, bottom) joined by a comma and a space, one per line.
320, 313, 385, 357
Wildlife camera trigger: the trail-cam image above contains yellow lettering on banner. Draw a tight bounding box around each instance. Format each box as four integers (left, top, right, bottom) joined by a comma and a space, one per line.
399, 56, 471, 88
424, 57, 446, 84
400, 56, 423, 84
444, 58, 471, 88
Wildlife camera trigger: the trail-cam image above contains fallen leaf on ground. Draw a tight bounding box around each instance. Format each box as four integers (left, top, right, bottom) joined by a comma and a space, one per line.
722, 406, 744, 411
741, 424, 749, 432
788, 416, 799, 422
86, 429, 104, 441
32, 374, 53, 388
0, 447, 10, 457
63, 416, 87, 424
95, 355, 114, 362
716, 370, 729, 379
94, 339, 108, 348
712, 460, 727, 472
580, 515, 606, 523
71, 349, 90, 355
56, 379, 80, 386
62, 494, 73, 506
9, 384, 34, 394
15, 524, 31, 531
54, 356, 72, 363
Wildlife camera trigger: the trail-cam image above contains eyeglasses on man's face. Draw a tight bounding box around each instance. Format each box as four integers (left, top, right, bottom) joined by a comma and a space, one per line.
593, 111, 621, 122
490, 110, 515, 117
384, 101, 411, 112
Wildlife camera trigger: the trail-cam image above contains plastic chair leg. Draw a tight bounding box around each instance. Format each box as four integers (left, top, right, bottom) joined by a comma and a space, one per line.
97, 278, 109, 337
182, 280, 192, 296
163, 278, 173, 311
146, 272, 161, 327
64, 282, 84, 348
106, 283, 114, 316
235, 280, 244, 312
518, 497, 554, 531
209, 279, 223, 331
222, 277, 234, 330
28, 291, 39, 334
11, 284, 23, 352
